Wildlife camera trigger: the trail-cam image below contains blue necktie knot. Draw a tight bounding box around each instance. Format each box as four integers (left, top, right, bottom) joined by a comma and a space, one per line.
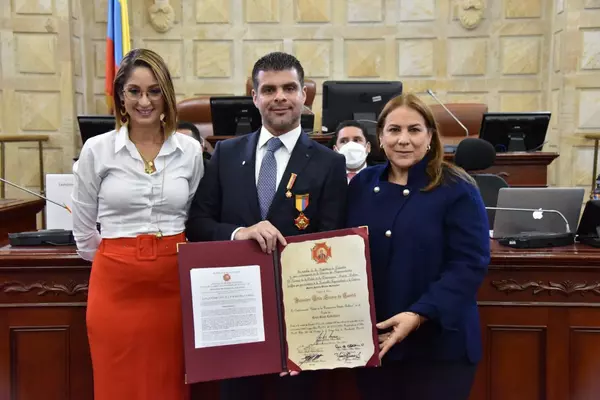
266, 137, 283, 153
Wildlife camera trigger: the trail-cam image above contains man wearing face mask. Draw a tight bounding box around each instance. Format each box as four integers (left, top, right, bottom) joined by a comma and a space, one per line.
332, 120, 372, 182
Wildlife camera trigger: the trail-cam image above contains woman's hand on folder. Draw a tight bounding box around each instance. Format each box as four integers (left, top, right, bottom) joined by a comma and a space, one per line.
279, 370, 300, 377
234, 221, 287, 254
376, 312, 425, 359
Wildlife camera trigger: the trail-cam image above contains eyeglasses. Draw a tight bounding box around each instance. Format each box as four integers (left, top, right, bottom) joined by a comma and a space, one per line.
122, 87, 162, 101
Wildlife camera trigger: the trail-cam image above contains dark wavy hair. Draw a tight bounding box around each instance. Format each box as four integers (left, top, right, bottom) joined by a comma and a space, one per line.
251, 52, 305, 90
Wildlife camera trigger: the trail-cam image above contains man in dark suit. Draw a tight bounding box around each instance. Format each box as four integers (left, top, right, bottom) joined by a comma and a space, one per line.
185, 52, 347, 399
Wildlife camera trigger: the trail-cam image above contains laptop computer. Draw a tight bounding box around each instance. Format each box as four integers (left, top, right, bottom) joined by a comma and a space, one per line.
492, 187, 584, 239
576, 200, 600, 246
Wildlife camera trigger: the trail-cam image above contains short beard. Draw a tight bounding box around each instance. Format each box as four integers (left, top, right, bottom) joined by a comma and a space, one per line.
263, 114, 301, 135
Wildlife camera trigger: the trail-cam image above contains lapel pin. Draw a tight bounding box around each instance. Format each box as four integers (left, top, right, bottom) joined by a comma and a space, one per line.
242, 161, 246, 165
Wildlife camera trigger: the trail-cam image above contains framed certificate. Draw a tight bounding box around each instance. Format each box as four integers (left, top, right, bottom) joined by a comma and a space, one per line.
177, 227, 379, 384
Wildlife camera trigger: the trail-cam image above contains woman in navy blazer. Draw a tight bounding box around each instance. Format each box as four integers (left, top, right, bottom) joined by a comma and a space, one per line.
347, 93, 490, 399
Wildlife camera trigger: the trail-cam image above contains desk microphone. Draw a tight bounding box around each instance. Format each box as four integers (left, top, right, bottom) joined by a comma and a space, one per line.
486, 206, 570, 232
0, 177, 71, 213
426, 89, 469, 137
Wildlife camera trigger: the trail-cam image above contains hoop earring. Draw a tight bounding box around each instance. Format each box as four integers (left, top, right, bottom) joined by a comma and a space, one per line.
119, 107, 129, 125
427, 144, 431, 151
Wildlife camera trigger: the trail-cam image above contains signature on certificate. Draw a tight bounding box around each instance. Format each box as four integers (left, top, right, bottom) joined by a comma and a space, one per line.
314, 330, 341, 345
334, 351, 362, 363
299, 353, 323, 365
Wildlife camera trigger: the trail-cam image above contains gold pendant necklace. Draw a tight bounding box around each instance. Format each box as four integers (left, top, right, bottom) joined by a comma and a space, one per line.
144, 159, 154, 174
138, 153, 155, 174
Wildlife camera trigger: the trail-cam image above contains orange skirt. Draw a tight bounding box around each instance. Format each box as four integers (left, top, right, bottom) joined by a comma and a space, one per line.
87, 233, 189, 400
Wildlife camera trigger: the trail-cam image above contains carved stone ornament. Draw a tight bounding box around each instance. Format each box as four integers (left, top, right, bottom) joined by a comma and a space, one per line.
149, 0, 175, 33
0, 280, 88, 296
458, 0, 485, 30
492, 279, 600, 296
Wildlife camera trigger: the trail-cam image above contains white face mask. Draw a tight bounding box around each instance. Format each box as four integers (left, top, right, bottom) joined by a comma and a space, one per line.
337, 141, 368, 170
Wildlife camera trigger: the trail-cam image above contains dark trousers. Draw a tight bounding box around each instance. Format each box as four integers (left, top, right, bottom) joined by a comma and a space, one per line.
357, 359, 477, 400
220, 371, 317, 400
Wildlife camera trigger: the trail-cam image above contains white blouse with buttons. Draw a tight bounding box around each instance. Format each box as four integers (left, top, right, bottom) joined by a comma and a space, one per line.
71, 126, 204, 261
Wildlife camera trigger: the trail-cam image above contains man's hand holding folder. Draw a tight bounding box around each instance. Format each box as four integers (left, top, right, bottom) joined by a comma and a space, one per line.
233, 220, 287, 254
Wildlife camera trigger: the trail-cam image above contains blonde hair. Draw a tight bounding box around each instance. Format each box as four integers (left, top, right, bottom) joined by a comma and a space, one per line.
376, 93, 475, 191
112, 48, 177, 135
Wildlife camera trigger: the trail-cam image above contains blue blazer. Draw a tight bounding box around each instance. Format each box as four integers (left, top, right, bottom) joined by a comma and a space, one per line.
346, 156, 490, 364
186, 130, 348, 241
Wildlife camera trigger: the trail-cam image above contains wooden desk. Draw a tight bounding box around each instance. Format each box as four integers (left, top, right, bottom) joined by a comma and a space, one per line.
206, 135, 558, 187
446, 151, 559, 187
471, 241, 600, 400
2, 241, 596, 400
0, 198, 45, 242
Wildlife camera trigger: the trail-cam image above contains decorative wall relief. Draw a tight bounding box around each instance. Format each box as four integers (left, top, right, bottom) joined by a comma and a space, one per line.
0, 280, 88, 296
149, 0, 175, 33
458, 0, 485, 30
492, 279, 600, 296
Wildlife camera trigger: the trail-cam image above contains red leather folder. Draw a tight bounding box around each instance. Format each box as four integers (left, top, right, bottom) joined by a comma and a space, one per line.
177, 227, 378, 384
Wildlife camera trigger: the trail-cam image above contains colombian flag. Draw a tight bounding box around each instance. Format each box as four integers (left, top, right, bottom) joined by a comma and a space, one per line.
105, 0, 131, 111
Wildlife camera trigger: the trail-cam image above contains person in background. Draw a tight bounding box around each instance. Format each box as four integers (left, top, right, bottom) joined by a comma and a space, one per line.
332, 120, 371, 182
178, 120, 212, 163
71, 48, 204, 400
177, 120, 202, 141
346, 93, 490, 400
185, 51, 347, 400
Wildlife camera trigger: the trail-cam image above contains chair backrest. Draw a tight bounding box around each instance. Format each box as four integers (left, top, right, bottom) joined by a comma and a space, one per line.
430, 103, 488, 137
176, 96, 213, 138
245, 77, 317, 109
454, 137, 495, 171
473, 174, 509, 227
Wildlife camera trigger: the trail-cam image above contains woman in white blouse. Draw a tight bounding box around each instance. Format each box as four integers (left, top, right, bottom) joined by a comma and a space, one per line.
71, 48, 203, 400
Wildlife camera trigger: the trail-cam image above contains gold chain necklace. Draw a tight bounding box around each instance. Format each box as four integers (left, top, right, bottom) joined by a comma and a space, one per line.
138, 152, 156, 174
129, 132, 163, 174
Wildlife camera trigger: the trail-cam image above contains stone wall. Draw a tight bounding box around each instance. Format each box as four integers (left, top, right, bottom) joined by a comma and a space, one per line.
1, 0, 600, 198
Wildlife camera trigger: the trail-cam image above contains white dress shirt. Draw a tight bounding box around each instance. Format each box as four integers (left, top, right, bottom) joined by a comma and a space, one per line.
71, 126, 204, 261
254, 125, 302, 188
346, 163, 367, 183
230, 125, 302, 240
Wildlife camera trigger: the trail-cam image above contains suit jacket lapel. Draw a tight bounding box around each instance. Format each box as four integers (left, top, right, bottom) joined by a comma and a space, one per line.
240, 131, 261, 223
268, 133, 313, 218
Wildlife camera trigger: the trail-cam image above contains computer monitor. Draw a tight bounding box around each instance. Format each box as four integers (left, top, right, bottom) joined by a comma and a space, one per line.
577, 200, 600, 239
320, 80, 403, 135
77, 115, 115, 145
210, 96, 262, 136
479, 112, 550, 153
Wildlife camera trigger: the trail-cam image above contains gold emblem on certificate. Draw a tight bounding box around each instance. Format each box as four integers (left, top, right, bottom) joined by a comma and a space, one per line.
311, 242, 331, 264
294, 193, 310, 230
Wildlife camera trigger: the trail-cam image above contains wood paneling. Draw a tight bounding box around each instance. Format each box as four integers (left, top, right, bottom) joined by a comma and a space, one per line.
10, 326, 69, 400
488, 325, 546, 400
0, 199, 44, 242
3, 241, 600, 399
0, 245, 92, 400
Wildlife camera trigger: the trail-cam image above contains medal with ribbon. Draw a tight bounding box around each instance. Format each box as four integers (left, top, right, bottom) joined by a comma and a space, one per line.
294, 193, 310, 230
285, 173, 297, 198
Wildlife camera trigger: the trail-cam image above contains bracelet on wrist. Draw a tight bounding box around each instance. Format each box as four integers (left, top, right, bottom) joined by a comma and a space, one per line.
405, 312, 421, 330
